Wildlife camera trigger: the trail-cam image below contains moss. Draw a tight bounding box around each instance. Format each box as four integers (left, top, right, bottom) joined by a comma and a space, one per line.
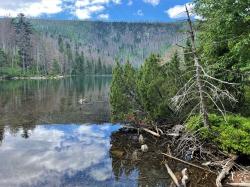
186, 114, 250, 155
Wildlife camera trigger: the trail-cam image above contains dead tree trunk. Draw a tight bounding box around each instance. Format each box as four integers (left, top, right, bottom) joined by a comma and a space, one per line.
185, 5, 209, 128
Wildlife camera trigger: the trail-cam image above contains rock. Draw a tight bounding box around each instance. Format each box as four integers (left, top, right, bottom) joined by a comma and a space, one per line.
110, 149, 124, 158
132, 150, 139, 161
139, 134, 144, 144
172, 125, 184, 134
141, 144, 148, 152
181, 168, 189, 187
78, 98, 87, 104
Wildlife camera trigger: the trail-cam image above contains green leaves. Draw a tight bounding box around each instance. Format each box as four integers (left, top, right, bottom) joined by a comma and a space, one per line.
187, 114, 250, 155
110, 53, 184, 123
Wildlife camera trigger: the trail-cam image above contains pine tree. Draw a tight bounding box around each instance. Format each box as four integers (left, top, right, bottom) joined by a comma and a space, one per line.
110, 61, 131, 121
0, 49, 7, 67
13, 13, 33, 73
51, 59, 60, 75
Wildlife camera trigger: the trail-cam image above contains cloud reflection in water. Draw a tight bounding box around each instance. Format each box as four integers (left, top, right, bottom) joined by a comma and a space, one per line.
0, 124, 128, 187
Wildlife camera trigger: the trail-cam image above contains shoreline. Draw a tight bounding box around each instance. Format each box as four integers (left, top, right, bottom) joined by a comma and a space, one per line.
118, 124, 250, 186
0, 74, 113, 81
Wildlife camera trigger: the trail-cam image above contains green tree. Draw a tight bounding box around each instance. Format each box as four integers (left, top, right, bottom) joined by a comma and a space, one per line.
0, 49, 7, 67
195, 0, 250, 104
137, 54, 177, 121
51, 59, 60, 75
13, 13, 33, 73
110, 61, 128, 121
58, 35, 64, 53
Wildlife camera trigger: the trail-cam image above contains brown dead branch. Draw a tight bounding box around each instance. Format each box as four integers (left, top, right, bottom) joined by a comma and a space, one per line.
216, 155, 238, 187
122, 125, 160, 137
165, 162, 181, 187
162, 152, 216, 174
226, 183, 250, 187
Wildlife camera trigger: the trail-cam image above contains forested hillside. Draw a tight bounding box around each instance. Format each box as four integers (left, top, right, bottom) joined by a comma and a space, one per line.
0, 15, 184, 78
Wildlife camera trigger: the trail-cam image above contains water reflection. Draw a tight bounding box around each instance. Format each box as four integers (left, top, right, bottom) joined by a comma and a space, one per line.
0, 76, 216, 187
0, 76, 111, 140
0, 123, 216, 187
0, 124, 132, 187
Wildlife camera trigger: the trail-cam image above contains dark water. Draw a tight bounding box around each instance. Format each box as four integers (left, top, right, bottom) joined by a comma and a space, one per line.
0, 76, 216, 187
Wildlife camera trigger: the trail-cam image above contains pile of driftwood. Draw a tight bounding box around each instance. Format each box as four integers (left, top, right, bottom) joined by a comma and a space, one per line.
122, 124, 250, 187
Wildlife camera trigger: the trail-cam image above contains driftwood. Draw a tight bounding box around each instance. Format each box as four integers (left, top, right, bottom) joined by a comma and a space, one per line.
165, 163, 181, 187
122, 125, 160, 137
162, 153, 216, 174
216, 155, 238, 187
142, 127, 160, 137
165, 163, 189, 187
226, 183, 250, 187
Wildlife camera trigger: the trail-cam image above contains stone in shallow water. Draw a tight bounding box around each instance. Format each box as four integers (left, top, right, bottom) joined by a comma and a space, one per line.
141, 144, 148, 152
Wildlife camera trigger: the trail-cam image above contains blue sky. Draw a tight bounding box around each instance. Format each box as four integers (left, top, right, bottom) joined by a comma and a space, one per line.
0, 0, 195, 22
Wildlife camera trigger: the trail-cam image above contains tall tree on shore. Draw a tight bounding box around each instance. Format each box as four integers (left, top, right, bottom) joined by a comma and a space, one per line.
195, 0, 250, 104
171, 5, 237, 129
14, 13, 33, 73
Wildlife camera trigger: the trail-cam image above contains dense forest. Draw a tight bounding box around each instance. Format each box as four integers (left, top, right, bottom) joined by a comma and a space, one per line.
110, 1, 249, 184
0, 16, 184, 78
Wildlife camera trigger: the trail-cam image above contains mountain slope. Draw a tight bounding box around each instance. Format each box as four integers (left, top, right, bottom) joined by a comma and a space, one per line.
31, 19, 185, 66
0, 17, 184, 76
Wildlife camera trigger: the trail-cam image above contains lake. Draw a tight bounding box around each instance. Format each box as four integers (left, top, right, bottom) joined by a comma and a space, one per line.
0, 76, 216, 187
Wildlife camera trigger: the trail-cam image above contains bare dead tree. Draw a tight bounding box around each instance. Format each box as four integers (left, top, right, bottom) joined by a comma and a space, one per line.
171, 5, 237, 129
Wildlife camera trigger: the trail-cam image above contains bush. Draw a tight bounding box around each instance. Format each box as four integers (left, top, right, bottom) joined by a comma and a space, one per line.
0, 67, 23, 78
186, 114, 250, 155
110, 54, 184, 123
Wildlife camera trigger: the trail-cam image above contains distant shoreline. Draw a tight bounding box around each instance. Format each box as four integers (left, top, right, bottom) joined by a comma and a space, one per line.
0, 74, 112, 81
0, 75, 66, 81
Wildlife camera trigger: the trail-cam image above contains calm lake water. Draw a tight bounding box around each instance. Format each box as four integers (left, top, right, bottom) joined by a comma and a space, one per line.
0, 76, 216, 187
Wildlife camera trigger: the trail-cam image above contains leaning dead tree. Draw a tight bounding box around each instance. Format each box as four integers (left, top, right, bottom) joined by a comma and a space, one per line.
171, 5, 237, 128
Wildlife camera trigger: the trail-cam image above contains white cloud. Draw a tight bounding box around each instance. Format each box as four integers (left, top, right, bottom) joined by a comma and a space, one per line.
165, 3, 199, 19
98, 13, 109, 20
143, 0, 160, 6
74, 0, 120, 19
0, 0, 63, 17
127, 0, 133, 6
0, 0, 121, 19
137, 9, 144, 16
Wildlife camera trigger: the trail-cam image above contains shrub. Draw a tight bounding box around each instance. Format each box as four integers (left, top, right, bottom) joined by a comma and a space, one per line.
186, 114, 250, 155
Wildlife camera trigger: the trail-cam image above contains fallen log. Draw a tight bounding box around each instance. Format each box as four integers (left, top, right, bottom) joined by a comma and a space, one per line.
165, 162, 180, 187
216, 155, 238, 187
226, 183, 250, 187
142, 127, 160, 137
122, 125, 160, 137
162, 152, 216, 174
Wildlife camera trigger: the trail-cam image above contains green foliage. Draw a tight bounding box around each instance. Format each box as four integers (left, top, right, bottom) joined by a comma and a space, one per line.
195, 0, 250, 104
72, 53, 112, 76
186, 114, 250, 155
0, 67, 23, 78
0, 49, 7, 67
50, 59, 61, 75
110, 61, 135, 121
110, 53, 184, 123
137, 54, 176, 121
13, 13, 33, 72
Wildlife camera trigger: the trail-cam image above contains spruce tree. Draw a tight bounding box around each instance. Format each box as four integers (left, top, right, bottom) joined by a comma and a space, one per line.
14, 13, 33, 73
